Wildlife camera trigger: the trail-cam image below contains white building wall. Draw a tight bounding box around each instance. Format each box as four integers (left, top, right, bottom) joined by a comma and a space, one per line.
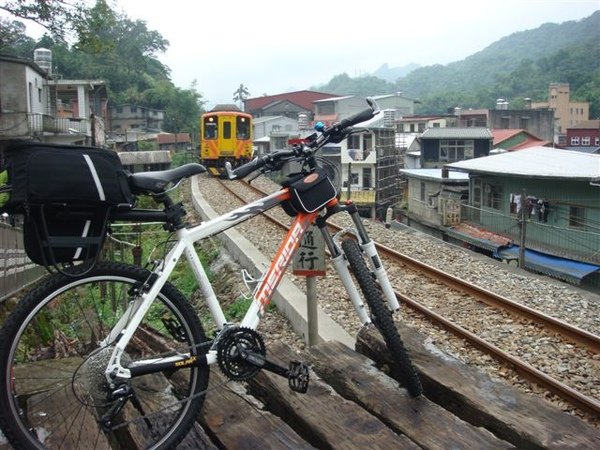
24, 66, 46, 114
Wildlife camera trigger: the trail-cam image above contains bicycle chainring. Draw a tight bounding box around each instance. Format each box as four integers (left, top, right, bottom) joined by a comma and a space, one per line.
217, 327, 266, 381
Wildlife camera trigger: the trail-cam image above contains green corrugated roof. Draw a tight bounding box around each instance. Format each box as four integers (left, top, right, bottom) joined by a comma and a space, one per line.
420, 127, 493, 139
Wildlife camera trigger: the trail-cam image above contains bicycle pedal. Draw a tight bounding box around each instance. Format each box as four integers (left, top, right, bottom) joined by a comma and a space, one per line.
288, 360, 309, 393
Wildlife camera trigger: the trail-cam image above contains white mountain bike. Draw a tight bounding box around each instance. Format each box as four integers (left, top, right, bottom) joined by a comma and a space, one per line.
0, 98, 422, 449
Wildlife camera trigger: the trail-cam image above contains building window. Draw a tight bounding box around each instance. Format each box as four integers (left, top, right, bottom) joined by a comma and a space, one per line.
130, 106, 137, 113
519, 117, 529, 129
363, 133, 373, 152
569, 206, 585, 228
595, 137, 599, 146
483, 183, 502, 210
116, 107, 123, 113
581, 136, 590, 146
439, 140, 474, 162
316, 103, 334, 115
501, 117, 510, 128
362, 168, 372, 188
418, 123, 425, 133
272, 136, 287, 149
348, 134, 360, 149
420, 182, 425, 202
570, 136, 580, 145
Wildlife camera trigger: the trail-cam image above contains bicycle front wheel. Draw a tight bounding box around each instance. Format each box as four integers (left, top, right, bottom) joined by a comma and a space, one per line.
0, 262, 209, 449
341, 239, 423, 397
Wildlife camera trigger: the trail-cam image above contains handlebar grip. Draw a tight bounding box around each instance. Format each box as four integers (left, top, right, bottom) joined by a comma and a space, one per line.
227, 156, 268, 179
226, 148, 299, 179
335, 98, 380, 130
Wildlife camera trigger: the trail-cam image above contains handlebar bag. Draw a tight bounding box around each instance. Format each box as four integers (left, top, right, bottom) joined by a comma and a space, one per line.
282, 168, 337, 216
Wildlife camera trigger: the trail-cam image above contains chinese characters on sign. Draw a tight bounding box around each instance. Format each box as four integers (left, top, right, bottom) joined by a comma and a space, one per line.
292, 226, 326, 277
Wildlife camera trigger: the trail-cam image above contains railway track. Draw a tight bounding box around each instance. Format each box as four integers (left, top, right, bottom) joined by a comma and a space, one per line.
200, 175, 600, 421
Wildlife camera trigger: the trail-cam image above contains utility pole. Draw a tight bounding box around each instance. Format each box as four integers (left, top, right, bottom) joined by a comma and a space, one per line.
347, 162, 352, 201
90, 113, 96, 146
519, 189, 527, 269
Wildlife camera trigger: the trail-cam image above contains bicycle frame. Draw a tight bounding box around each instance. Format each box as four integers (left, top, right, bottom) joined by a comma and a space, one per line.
104, 181, 399, 382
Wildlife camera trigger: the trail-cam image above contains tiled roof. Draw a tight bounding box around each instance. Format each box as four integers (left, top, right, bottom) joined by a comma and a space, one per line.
420, 127, 493, 139
245, 90, 337, 112
491, 128, 549, 150
492, 129, 523, 145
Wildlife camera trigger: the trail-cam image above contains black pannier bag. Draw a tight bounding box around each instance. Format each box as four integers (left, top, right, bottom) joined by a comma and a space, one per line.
281, 168, 338, 217
1, 142, 134, 271
23, 204, 111, 267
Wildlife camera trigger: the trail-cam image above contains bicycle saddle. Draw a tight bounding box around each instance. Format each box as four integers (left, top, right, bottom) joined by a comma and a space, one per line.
128, 163, 206, 195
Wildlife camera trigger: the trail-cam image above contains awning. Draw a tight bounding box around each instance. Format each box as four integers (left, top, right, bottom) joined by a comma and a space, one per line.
497, 246, 600, 284
446, 223, 513, 253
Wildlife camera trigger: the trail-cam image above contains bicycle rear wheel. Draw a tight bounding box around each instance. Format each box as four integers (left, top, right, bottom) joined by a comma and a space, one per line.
341, 239, 423, 397
0, 262, 209, 449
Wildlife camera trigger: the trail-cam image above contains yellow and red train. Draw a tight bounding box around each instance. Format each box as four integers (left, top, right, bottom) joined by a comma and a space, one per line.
200, 105, 253, 176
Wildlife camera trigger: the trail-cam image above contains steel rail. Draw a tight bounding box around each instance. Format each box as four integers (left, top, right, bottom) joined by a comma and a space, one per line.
232, 178, 599, 351
216, 178, 600, 415
396, 291, 600, 416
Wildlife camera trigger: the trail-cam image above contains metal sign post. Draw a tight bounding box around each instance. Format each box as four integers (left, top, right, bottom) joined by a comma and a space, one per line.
292, 226, 326, 347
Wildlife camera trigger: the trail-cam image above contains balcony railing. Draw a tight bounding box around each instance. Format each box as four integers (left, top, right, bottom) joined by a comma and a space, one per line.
0, 112, 90, 138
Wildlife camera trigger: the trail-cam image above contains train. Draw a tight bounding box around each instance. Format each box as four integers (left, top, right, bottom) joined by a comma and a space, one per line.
200, 105, 253, 177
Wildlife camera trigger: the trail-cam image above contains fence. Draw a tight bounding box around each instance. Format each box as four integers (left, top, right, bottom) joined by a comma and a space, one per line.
0, 220, 45, 302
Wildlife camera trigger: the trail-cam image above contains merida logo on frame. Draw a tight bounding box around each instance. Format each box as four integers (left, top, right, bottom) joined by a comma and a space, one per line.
255, 220, 305, 315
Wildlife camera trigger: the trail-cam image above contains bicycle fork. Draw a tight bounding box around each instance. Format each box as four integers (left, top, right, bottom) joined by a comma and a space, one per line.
317, 204, 400, 327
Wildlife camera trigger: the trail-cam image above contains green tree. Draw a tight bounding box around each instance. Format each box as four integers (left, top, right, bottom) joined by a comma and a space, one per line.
0, 0, 86, 39
0, 17, 35, 56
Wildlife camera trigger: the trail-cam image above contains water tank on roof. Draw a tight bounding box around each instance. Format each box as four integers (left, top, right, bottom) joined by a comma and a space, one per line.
298, 113, 308, 130
34, 48, 52, 75
383, 109, 396, 128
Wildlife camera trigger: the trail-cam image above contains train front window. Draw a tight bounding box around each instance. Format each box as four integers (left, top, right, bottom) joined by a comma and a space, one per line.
236, 116, 250, 139
203, 116, 217, 139
223, 121, 232, 139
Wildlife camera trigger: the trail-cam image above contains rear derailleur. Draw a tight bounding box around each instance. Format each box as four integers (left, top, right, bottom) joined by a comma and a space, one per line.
216, 327, 309, 393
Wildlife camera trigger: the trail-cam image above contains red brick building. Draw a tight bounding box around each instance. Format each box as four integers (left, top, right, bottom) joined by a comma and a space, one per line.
566, 120, 600, 150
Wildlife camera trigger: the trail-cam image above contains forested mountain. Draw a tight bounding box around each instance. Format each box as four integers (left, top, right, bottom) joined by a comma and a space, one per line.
315, 11, 600, 116
1, 4, 598, 130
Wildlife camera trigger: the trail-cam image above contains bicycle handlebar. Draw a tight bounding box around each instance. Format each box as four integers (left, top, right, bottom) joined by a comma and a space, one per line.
226, 98, 380, 180
225, 148, 298, 179
335, 97, 380, 130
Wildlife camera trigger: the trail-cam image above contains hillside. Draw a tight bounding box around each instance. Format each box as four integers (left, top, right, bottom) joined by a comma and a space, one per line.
315, 11, 600, 116
397, 11, 600, 99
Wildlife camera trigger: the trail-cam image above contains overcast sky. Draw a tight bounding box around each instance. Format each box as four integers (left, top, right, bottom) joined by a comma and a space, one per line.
19, 0, 600, 107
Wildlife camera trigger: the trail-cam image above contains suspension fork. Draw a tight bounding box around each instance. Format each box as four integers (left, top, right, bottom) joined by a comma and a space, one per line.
319, 203, 400, 312
316, 215, 370, 325
346, 205, 400, 311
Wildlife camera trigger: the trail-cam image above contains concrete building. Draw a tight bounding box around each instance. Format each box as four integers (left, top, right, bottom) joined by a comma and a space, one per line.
109, 104, 165, 134
0, 52, 107, 150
